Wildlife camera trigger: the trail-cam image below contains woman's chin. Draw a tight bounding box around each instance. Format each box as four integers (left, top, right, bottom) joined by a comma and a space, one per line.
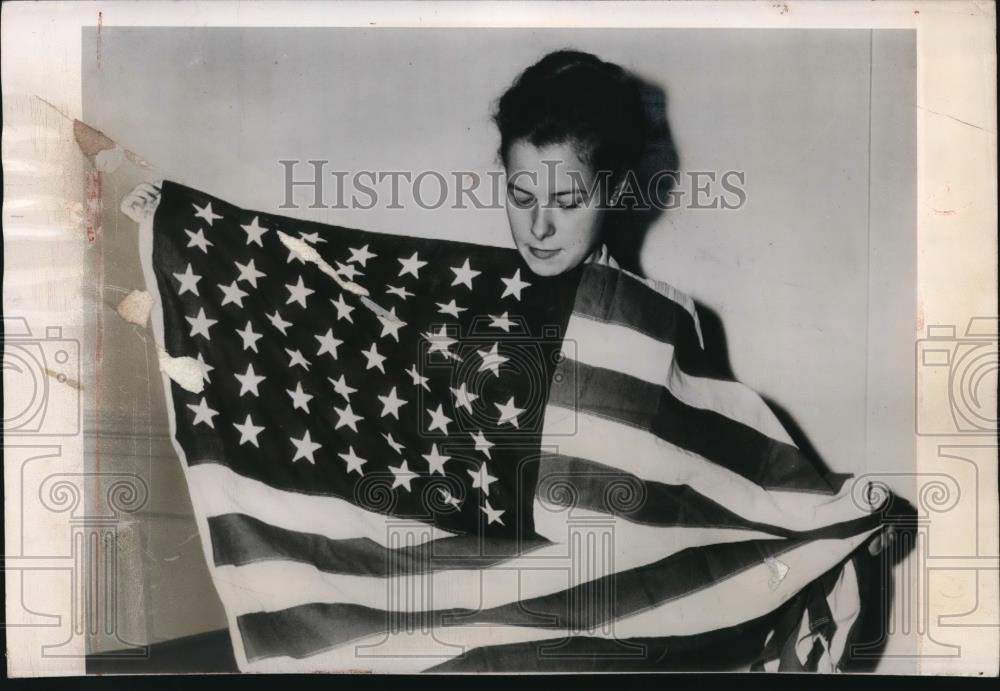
524, 256, 565, 277
520, 248, 571, 277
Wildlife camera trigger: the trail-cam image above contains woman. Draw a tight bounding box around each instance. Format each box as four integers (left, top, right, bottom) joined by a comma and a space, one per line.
493, 50, 645, 277
488, 49, 902, 673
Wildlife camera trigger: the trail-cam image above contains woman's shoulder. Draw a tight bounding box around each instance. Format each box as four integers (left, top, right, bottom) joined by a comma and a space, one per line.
584, 243, 620, 270
585, 243, 704, 348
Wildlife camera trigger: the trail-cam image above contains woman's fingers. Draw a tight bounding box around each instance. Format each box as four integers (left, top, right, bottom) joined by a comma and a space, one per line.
121, 181, 164, 223
134, 182, 162, 201
133, 182, 159, 198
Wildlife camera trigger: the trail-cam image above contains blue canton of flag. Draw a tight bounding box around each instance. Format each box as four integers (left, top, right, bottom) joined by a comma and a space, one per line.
152, 180, 583, 541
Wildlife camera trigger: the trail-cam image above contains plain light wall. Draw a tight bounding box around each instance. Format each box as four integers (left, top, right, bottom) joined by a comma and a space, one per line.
82, 27, 916, 658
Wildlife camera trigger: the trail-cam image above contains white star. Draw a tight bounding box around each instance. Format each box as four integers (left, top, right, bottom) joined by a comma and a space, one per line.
397, 251, 427, 279
470, 430, 494, 459
290, 430, 321, 464
267, 310, 293, 336
426, 404, 453, 434
331, 294, 355, 323
285, 348, 311, 371
450, 381, 479, 414
422, 443, 451, 476
240, 216, 269, 246
334, 403, 363, 432
328, 374, 357, 401
233, 414, 265, 448
193, 201, 223, 225
333, 261, 363, 281
347, 244, 376, 266
286, 382, 313, 412
286, 276, 314, 308
377, 386, 408, 419
185, 228, 213, 253
436, 299, 467, 318
386, 285, 414, 300
286, 244, 306, 264
406, 364, 430, 391
476, 342, 508, 377
481, 499, 505, 525
450, 258, 481, 289
361, 342, 386, 373
468, 462, 498, 496
500, 268, 531, 300
439, 488, 463, 510
298, 230, 327, 244
195, 353, 213, 384
489, 312, 517, 332
377, 307, 406, 342
234, 363, 265, 397
235, 320, 262, 353
382, 432, 405, 455
186, 397, 218, 428
219, 280, 249, 308
173, 264, 202, 296
495, 396, 527, 428
422, 324, 458, 358
315, 329, 343, 358
389, 460, 419, 492
235, 258, 266, 287
186, 308, 217, 339
338, 446, 367, 476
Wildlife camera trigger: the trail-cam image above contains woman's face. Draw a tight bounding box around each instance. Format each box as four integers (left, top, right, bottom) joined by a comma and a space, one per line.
504, 139, 607, 277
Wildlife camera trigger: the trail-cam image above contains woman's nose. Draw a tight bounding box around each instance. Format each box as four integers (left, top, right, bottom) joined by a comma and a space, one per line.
530, 204, 555, 241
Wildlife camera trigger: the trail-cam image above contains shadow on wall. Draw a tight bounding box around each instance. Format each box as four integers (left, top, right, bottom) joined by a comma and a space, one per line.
602, 73, 680, 275
609, 70, 882, 491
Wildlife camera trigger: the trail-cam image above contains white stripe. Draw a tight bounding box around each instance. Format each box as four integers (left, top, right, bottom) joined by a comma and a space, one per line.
540, 405, 873, 532
186, 463, 454, 549
827, 558, 862, 670
794, 598, 817, 667
791, 560, 863, 671
563, 314, 796, 447
213, 513, 775, 617
238, 530, 876, 673
762, 631, 781, 672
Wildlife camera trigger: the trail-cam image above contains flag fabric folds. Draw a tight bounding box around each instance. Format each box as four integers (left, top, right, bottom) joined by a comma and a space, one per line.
137, 180, 893, 673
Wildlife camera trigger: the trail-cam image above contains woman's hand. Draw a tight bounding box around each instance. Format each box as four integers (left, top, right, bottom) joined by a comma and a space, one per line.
121, 181, 163, 223
867, 525, 897, 556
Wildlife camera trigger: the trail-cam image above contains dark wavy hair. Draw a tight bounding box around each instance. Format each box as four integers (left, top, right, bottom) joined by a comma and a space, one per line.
492, 50, 648, 195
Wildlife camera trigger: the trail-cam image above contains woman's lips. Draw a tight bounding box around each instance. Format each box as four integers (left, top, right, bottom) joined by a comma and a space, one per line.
528, 246, 561, 260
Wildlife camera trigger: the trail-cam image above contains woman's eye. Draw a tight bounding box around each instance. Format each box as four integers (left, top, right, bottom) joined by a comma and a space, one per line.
508, 189, 535, 208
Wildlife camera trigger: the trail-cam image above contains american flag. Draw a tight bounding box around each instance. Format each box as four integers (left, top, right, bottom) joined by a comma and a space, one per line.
139, 180, 895, 672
